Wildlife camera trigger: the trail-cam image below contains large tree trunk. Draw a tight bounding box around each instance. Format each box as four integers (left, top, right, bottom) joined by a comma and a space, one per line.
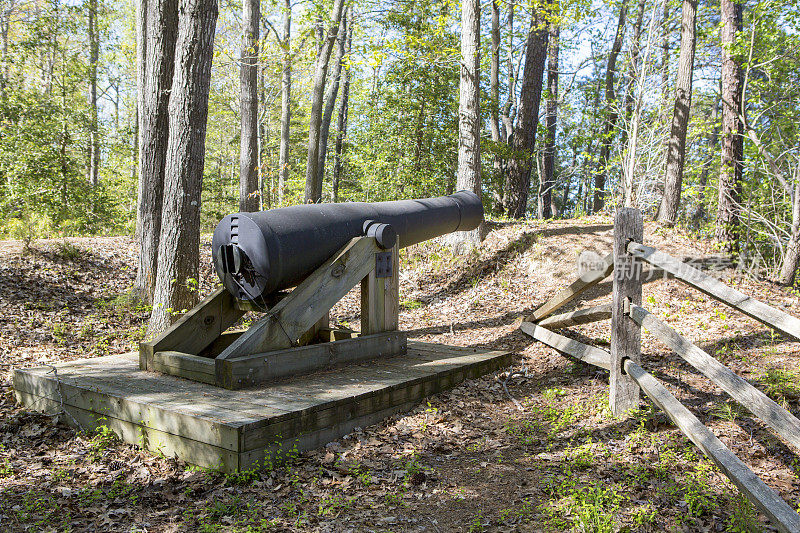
657, 0, 697, 226
134, 0, 147, 243
133, 0, 177, 303
238, 0, 260, 212
542, 21, 559, 219
332, 19, 352, 203
715, 0, 743, 253
277, 0, 291, 206
449, 0, 483, 250
489, 0, 501, 180
317, 9, 347, 190
148, 0, 218, 335
303, 0, 345, 203
504, 11, 548, 219
779, 182, 800, 285
592, 1, 627, 213
87, 0, 99, 187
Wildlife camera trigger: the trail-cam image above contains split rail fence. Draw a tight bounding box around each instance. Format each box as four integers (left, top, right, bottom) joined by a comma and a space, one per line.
520, 208, 800, 533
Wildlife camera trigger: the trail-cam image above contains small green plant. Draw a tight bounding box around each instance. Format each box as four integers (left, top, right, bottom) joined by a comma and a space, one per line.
54, 240, 81, 260
5, 212, 52, 252
87, 424, 118, 461
760, 367, 800, 405
726, 494, 758, 532
683, 461, 717, 517
630, 502, 657, 527
401, 298, 424, 309
467, 512, 485, 532
0, 458, 12, 477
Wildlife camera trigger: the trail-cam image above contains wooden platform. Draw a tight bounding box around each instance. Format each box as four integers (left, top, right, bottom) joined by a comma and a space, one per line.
12, 342, 510, 472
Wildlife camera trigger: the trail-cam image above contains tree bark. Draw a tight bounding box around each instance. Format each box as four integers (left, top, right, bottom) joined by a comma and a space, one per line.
277, 0, 291, 206
134, 0, 147, 243
449, 0, 483, 249
304, 0, 345, 203
87, 0, 100, 187
133, 0, 177, 303
715, 0, 743, 253
504, 11, 548, 219
500, 1, 514, 143
239, 0, 260, 212
148, 0, 218, 335
542, 21, 559, 219
317, 9, 347, 190
489, 0, 501, 175
779, 182, 800, 285
592, 1, 627, 213
332, 19, 352, 203
657, 0, 697, 226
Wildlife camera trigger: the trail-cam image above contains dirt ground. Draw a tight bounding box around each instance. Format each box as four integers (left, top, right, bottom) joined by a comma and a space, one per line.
1, 216, 799, 532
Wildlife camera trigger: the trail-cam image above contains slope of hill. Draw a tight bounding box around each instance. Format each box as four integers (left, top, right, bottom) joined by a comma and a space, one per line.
1, 217, 798, 531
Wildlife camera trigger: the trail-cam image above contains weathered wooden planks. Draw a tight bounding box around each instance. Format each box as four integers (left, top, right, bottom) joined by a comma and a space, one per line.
526, 252, 614, 322
611, 208, 643, 416
519, 322, 611, 370
537, 304, 613, 330
630, 304, 800, 452
628, 242, 800, 341
14, 342, 510, 473
216, 331, 407, 389
361, 242, 400, 335
140, 287, 244, 370
624, 359, 800, 533
217, 237, 381, 360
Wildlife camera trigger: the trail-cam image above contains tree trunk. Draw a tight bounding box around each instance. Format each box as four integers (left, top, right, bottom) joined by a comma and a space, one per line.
489, 0, 501, 173
134, 0, 147, 243
238, 0, 259, 212
504, 11, 548, 219
148, 0, 218, 335
542, 21, 559, 219
87, 0, 99, 187
448, 0, 483, 250
304, 0, 345, 203
715, 0, 743, 253
133, 0, 177, 303
592, 1, 627, 213
317, 9, 347, 190
333, 19, 352, 203
622, 0, 646, 147
657, 0, 697, 226
277, 0, 291, 206
780, 179, 800, 285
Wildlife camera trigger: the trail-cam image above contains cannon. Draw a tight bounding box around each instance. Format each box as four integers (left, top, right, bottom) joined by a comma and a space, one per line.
141, 192, 484, 390
211, 191, 484, 300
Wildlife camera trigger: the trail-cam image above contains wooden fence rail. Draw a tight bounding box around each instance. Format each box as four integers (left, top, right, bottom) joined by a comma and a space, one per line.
630, 304, 800, 452
518, 211, 800, 532
628, 242, 800, 341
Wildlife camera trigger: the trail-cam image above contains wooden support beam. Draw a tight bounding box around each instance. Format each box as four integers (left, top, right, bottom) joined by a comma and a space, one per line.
630, 304, 800, 452
216, 331, 407, 389
361, 242, 400, 335
537, 304, 613, 330
624, 359, 800, 533
611, 208, 643, 416
526, 252, 614, 322
519, 322, 611, 370
628, 242, 800, 341
140, 288, 244, 370
217, 237, 380, 361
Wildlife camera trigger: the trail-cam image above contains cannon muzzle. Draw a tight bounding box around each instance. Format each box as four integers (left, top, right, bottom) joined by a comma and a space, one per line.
212, 191, 484, 300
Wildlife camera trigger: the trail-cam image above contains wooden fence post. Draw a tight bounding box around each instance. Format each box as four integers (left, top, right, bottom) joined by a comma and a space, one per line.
610, 208, 643, 416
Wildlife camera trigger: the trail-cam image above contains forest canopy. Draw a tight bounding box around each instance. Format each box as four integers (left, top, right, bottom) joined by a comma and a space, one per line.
0, 0, 798, 280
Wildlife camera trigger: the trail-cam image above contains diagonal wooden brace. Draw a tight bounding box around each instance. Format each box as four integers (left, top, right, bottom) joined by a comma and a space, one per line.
216, 236, 382, 361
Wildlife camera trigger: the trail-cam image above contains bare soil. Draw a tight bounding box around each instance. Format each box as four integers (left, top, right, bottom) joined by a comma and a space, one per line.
0, 217, 798, 532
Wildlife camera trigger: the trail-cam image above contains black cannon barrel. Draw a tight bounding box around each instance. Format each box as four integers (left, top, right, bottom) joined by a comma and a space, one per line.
212, 191, 483, 300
